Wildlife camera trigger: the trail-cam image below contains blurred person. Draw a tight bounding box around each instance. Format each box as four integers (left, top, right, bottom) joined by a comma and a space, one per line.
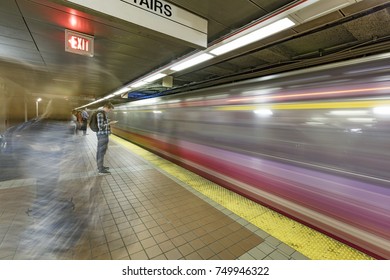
95, 102, 117, 175
0, 98, 100, 258
71, 109, 78, 135
80, 108, 89, 136
74, 109, 82, 134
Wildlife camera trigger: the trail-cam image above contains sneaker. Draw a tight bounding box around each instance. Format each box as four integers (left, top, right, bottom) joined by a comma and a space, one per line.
98, 169, 111, 175
97, 166, 110, 171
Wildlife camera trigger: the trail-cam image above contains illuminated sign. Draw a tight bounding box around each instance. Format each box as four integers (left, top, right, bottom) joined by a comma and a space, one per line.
65, 0, 207, 47
65, 29, 94, 57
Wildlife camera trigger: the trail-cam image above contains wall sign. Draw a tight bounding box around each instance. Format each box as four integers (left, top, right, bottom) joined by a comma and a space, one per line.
65, 29, 94, 57
65, 0, 207, 47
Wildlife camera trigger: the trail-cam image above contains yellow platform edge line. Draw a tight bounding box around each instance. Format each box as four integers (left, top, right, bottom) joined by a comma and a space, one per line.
111, 135, 373, 260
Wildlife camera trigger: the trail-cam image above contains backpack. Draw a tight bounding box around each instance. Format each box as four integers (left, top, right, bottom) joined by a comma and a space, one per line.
89, 110, 105, 132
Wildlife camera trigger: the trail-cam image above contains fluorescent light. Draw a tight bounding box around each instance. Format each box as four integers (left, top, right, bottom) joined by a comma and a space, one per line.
131, 81, 147, 88
170, 53, 214, 71
114, 87, 132, 96
144, 73, 167, 83
210, 18, 295, 56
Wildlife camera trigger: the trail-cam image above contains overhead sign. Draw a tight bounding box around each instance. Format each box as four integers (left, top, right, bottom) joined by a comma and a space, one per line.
65, 0, 207, 48
65, 29, 94, 57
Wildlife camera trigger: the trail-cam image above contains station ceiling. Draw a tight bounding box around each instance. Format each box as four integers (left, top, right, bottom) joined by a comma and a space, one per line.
1, 0, 390, 108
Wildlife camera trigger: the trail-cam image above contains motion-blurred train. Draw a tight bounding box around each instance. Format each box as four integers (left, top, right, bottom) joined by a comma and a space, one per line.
111, 53, 390, 259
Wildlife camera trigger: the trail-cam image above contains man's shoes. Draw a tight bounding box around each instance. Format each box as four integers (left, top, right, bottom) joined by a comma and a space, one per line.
97, 166, 110, 171
98, 169, 111, 175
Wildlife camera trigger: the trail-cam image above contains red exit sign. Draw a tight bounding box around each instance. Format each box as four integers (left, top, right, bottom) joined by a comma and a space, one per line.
65, 29, 94, 57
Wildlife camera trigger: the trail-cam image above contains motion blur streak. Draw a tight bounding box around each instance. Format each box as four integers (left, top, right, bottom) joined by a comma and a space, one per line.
228, 85, 390, 103
111, 53, 390, 259
0, 101, 103, 259
216, 99, 390, 111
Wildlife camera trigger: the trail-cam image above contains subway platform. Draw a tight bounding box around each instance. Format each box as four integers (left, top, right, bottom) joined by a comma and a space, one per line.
0, 130, 373, 260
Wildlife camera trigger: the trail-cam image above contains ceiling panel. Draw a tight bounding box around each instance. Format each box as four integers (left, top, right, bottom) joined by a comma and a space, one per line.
0, 0, 21, 15
250, 0, 295, 12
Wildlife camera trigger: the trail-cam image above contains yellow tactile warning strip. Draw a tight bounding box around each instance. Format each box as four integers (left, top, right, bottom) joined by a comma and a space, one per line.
111, 135, 374, 260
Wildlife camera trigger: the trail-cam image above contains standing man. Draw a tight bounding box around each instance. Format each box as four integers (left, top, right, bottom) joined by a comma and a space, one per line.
96, 102, 117, 175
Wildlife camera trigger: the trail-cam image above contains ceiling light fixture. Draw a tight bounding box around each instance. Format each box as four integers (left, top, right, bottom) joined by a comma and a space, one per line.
144, 73, 167, 83
113, 87, 132, 96
210, 18, 295, 56
131, 81, 147, 88
170, 53, 215, 71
